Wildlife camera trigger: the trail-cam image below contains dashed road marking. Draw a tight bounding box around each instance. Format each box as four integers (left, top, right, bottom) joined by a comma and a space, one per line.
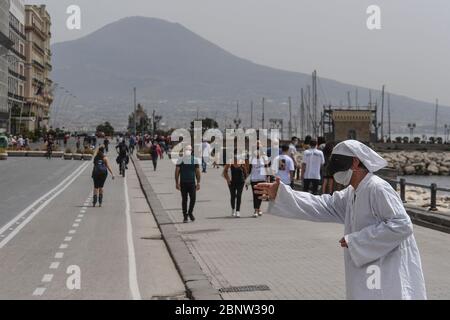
64, 237, 72, 242
78, 214, 84, 218
73, 223, 79, 228
80, 210, 86, 214
32, 288, 46, 296
75, 219, 81, 222
59, 244, 68, 249
68, 230, 76, 234
55, 252, 64, 259
0, 162, 89, 249
49, 262, 60, 270
42, 274, 54, 282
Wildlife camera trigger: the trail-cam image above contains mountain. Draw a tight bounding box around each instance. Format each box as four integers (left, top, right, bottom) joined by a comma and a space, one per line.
51, 16, 450, 133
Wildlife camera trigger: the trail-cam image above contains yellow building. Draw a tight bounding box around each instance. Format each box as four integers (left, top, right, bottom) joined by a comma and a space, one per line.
22, 4, 52, 132
323, 108, 376, 143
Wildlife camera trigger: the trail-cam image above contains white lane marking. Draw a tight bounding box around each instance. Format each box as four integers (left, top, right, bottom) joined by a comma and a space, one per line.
0, 162, 87, 237
73, 223, 79, 228
32, 288, 46, 296
124, 177, 142, 300
55, 252, 64, 259
49, 262, 60, 269
0, 162, 89, 249
42, 274, 53, 282
68, 230, 76, 234
77, 214, 84, 218
64, 237, 72, 242
75, 219, 81, 223
80, 210, 86, 214
59, 244, 68, 249
82, 206, 87, 210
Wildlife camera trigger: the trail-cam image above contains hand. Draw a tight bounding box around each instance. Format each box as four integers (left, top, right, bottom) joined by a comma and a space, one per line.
339, 237, 348, 248
111, 175, 115, 180
176, 183, 180, 191
254, 177, 281, 201
196, 184, 201, 191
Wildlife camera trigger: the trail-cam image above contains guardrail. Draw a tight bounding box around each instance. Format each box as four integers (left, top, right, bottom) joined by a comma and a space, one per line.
386, 178, 450, 212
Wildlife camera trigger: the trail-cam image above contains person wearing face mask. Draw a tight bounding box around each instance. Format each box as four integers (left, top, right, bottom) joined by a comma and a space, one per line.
175, 145, 201, 223
254, 140, 426, 300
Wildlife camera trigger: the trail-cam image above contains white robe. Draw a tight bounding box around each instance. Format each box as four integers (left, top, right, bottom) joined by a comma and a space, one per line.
268, 173, 427, 300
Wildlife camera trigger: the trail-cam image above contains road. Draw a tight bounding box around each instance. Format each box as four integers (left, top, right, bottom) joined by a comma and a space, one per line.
0, 157, 185, 300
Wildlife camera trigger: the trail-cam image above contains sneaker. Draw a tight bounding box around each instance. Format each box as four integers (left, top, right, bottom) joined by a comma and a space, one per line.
231, 210, 236, 217
189, 214, 196, 222
236, 211, 241, 218
183, 216, 189, 223
253, 212, 258, 218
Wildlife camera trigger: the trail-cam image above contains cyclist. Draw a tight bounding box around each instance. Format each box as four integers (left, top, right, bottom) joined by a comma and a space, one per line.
115, 138, 130, 172
46, 135, 54, 159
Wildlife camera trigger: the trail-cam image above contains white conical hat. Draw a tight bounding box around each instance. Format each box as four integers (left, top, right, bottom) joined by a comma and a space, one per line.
332, 140, 387, 172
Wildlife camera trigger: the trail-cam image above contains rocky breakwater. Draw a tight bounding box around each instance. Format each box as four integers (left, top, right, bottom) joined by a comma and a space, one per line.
381, 151, 450, 176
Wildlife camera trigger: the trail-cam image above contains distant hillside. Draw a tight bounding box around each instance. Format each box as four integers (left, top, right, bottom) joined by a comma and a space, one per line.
51, 16, 450, 132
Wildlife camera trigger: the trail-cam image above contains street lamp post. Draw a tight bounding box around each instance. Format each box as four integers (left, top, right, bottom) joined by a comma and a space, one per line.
445, 124, 450, 144
407, 123, 416, 142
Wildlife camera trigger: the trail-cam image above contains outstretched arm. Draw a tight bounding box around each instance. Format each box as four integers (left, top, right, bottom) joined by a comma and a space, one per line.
255, 179, 348, 224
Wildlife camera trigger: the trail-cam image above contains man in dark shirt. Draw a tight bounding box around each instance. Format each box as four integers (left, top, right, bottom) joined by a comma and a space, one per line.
175, 145, 201, 223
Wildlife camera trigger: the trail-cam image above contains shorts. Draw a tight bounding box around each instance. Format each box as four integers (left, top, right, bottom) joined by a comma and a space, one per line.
93, 173, 107, 188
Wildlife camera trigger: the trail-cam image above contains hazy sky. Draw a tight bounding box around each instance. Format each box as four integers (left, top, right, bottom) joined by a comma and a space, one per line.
26, 0, 450, 106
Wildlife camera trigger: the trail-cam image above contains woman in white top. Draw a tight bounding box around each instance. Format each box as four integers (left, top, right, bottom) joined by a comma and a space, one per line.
249, 142, 270, 217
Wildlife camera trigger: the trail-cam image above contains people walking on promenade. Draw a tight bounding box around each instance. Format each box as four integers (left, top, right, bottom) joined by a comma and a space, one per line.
249, 141, 269, 217
201, 139, 211, 173
92, 146, 115, 207
129, 135, 136, 155
272, 145, 295, 187
255, 140, 427, 300
301, 140, 325, 195
175, 145, 201, 223
223, 150, 248, 218
103, 137, 110, 153
288, 137, 300, 180
151, 142, 162, 171
321, 141, 335, 195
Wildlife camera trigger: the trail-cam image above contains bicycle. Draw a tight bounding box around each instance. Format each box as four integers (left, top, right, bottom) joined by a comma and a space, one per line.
119, 156, 127, 177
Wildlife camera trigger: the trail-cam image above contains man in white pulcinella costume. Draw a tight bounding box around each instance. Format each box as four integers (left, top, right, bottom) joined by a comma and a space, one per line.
255, 140, 427, 299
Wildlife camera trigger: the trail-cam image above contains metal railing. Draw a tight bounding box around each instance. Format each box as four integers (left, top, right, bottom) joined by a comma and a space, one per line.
387, 178, 450, 212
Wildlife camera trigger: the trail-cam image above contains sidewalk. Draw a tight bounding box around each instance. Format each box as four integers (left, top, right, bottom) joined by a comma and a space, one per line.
136, 158, 450, 300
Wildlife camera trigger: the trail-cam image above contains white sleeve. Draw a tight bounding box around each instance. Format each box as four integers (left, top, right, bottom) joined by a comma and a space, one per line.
347, 184, 413, 267
268, 183, 348, 224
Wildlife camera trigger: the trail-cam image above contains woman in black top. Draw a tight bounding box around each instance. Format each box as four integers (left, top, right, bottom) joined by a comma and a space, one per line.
92, 147, 115, 207
321, 141, 335, 195
223, 152, 248, 218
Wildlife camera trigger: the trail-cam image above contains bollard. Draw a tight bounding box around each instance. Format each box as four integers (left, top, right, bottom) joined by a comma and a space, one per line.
400, 178, 406, 203
429, 183, 438, 211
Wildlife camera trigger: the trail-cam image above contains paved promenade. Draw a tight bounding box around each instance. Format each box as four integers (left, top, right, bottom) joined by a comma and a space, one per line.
139, 158, 450, 300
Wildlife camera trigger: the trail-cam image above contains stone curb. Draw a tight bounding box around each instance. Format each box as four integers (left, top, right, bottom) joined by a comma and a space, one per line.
405, 206, 450, 234
131, 156, 222, 300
